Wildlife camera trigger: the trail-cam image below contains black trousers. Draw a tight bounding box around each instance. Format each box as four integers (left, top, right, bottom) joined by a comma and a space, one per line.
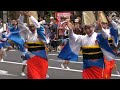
50, 40, 58, 48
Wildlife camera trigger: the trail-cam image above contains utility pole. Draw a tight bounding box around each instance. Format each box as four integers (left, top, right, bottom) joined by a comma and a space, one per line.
3, 11, 7, 23
3, 11, 8, 31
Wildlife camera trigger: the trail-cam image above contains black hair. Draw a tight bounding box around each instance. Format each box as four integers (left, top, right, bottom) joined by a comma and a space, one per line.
41, 17, 44, 20
2, 31, 6, 33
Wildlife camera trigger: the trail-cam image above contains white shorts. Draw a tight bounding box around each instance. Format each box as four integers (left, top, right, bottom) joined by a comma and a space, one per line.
22, 60, 27, 65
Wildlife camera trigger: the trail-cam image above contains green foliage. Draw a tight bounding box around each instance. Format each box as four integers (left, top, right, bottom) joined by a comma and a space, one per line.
45, 11, 56, 22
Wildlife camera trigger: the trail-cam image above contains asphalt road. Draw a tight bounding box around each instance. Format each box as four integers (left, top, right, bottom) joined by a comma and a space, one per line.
0, 50, 120, 79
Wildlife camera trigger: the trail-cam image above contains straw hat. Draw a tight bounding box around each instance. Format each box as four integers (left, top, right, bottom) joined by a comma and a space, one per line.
98, 11, 108, 24
27, 11, 38, 26
82, 11, 96, 27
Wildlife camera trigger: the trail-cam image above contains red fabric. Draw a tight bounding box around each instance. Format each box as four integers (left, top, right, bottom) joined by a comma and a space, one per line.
82, 66, 103, 79
103, 57, 115, 79
27, 56, 48, 79
82, 58, 115, 79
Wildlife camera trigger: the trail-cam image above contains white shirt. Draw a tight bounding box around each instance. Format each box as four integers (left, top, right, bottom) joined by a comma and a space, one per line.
77, 32, 98, 47
101, 28, 111, 39
68, 31, 99, 55
39, 20, 46, 25
69, 30, 98, 47
18, 15, 42, 43
25, 30, 40, 42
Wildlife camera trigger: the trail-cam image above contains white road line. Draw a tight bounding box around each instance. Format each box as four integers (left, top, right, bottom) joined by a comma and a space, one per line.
0, 70, 18, 76
7, 52, 120, 60
48, 54, 120, 60
111, 74, 120, 77
3, 58, 83, 65
115, 59, 120, 61
49, 58, 120, 64
78, 56, 83, 58
2, 61, 22, 65
0, 70, 8, 74
49, 59, 83, 64
48, 54, 82, 57
48, 66, 120, 77
1, 60, 120, 77
9, 50, 17, 51
48, 54, 58, 55
49, 66, 120, 77
0, 73, 18, 76
48, 66, 83, 72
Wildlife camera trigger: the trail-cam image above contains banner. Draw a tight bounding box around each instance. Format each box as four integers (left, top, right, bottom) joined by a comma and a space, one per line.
55, 12, 71, 24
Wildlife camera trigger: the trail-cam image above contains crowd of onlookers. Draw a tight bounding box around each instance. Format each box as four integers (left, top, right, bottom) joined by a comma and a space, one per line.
0, 11, 120, 53
43, 12, 86, 52
43, 11, 120, 53
37, 11, 86, 52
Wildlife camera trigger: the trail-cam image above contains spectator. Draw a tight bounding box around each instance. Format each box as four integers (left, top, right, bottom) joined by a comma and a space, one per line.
58, 27, 65, 44
70, 12, 77, 23
49, 16, 54, 25
74, 19, 85, 35
49, 29, 57, 52
44, 24, 51, 51
49, 18, 58, 34
38, 16, 46, 25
